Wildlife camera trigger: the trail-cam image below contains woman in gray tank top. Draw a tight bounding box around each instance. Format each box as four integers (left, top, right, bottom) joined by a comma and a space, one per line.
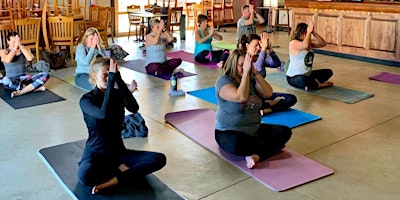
0, 31, 49, 97
144, 18, 182, 76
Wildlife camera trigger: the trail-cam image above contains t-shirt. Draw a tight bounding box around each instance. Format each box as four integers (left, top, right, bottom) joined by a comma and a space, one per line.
236, 16, 256, 40
215, 75, 262, 136
286, 50, 314, 77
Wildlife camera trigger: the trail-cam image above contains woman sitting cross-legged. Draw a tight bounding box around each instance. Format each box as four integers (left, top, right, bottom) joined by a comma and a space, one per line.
0, 31, 49, 97
194, 14, 230, 68
77, 57, 166, 194
238, 33, 297, 115
286, 22, 333, 91
145, 18, 183, 76
215, 49, 292, 169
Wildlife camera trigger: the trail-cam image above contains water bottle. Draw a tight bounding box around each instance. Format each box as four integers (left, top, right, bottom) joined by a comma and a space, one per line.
170, 73, 177, 91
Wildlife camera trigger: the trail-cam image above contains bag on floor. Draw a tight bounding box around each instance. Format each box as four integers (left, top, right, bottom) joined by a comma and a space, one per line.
121, 112, 148, 138
41, 49, 69, 70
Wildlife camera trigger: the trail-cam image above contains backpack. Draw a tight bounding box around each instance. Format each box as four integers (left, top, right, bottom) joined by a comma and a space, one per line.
121, 113, 148, 138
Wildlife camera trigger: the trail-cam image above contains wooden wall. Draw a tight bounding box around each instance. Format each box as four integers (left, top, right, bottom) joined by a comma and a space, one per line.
289, 2, 400, 62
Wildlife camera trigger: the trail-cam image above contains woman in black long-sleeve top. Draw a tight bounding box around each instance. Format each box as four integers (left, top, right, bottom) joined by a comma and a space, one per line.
77, 57, 166, 194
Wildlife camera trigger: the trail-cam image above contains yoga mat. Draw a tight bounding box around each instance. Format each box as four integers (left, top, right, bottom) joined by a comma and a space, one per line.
0, 85, 66, 109
187, 87, 321, 128
212, 42, 237, 51
38, 140, 184, 200
166, 51, 219, 69
164, 109, 334, 192
266, 72, 374, 104
118, 59, 196, 80
369, 72, 400, 85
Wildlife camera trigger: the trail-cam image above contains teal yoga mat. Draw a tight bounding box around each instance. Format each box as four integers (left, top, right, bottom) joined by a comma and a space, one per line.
266, 72, 374, 104
187, 87, 321, 128
38, 140, 184, 200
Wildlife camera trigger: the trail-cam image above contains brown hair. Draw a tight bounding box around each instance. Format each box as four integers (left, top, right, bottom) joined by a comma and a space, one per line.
237, 33, 261, 50
291, 23, 308, 41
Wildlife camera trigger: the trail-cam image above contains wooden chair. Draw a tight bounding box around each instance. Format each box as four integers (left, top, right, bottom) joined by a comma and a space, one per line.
47, 15, 76, 63
0, 2, 13, 23
127, 5, 146, 41
223, 0, 234, 24
92, 6, 110, 46
107, 7, 114, 44
0, 23, 14, 50
166, 7, 183, 36
185, 2, 196, 30
14, 17, 41, 61
210, 0, 224, 28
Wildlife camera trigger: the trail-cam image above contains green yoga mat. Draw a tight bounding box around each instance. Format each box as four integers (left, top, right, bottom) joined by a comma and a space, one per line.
212, 42, 237, 51
266, 72, 374, 104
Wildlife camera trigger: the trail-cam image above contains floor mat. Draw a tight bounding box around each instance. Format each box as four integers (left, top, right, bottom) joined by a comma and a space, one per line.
266, 72, 374, 104
187, 87, 321, 128
165, 109, 334, 192
166, 51, 219, 68
118, 59, 196, 80
0, 85, 66, 109
212, 42, 237, 51
369, 72, 400, 85
38, 139, 185, 200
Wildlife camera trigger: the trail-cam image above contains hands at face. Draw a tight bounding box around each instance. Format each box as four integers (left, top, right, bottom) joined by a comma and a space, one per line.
307, 21, 314, 34
243, 53, 255, 75
109, 58, 119, 73
259, 32, 269, 50
88, 34, 100, 49
249, 4, 255, 14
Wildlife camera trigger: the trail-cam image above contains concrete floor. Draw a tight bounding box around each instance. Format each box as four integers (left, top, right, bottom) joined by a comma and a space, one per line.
1, 27, 400, 200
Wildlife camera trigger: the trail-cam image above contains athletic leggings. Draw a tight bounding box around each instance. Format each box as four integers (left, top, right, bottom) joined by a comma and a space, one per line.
2, 72, 50, 91
145, 58, 182, 75
215, 124, 292, 161
195, 49, 230, 64
262, 92, 297, 113
78, 150, 166, 186
287, 69, 333, 90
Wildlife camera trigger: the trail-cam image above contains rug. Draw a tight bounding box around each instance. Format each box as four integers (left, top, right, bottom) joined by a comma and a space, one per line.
38, 139, 184, 200
369, 72, 400, 85
266, 72, 374, 104
212, 42, 237, 51
118, 59, 196, 80
164, 109, 334, 192
0, 85, 66, 109
187, 87, 321, 128
166, 51, 219, 69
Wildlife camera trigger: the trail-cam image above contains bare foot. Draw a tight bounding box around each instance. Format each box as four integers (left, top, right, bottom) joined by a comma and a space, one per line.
118, 164, 129, 172
262, 108, 273, 115
173, 68, 184, 74
264, 96, 285, 107
319, 82, 334, 88
92, 177, 118, 195
245, 154, 260, 169
11, 90, 23, 98
34, 86, 46, 92
217, 61, 224, 68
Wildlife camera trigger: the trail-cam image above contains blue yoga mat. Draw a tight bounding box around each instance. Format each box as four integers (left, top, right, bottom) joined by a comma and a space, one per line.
265, 72, 374, 104
187, 87, 321, 128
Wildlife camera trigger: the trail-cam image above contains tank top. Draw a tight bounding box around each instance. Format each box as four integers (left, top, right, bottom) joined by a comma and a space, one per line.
3, 49, 26, 77
194, 29, 212, 57
286, 50, 314, 77
145, 32, 167, 65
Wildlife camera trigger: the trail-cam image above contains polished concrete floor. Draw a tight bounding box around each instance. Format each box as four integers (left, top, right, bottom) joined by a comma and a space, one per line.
1, 26, 400, 200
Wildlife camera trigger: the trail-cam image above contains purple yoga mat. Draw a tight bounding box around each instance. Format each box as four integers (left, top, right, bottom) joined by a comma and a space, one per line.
369, 72, 400, 85
165, 109, 334, 192
166, 51, 219, 69
117, 59, 196, 80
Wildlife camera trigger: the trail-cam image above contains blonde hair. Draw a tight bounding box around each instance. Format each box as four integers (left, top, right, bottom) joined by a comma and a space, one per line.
88, 57, 110, 85
80, 27, 104, 47
149, 18, 161, 30
223, 49, 247, 79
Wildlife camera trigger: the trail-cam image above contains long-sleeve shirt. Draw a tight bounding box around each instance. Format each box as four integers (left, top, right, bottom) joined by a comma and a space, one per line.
253, 50, 281, 78
75, 44, 106, 74
79, 72, 139, 163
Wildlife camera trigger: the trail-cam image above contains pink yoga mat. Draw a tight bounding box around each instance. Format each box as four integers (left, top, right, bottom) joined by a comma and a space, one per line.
166, 51, 219, 69
369, 72, 400, 85
165, 109, 334, 192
